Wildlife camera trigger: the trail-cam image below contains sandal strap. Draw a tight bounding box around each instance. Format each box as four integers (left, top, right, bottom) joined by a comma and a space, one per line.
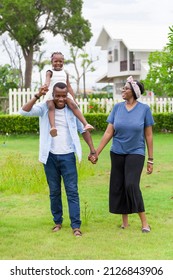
73, 228, 82, 236
142, 226, 151, 233
52, 224, 62, 231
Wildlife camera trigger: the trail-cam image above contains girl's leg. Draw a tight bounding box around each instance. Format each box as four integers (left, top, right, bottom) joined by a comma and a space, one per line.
67, 98, 94, 131
47, 100, 57, 137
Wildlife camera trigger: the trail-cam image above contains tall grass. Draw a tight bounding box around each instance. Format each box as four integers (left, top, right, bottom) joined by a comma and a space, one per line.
0, 133, 173, 260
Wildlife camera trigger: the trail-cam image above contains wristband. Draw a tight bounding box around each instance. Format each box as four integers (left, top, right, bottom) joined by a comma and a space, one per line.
34, 94, 40, 100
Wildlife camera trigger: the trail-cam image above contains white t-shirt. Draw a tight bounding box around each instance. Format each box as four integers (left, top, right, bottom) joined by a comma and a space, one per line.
50, 108, 75, 155
45, 69, 68, 101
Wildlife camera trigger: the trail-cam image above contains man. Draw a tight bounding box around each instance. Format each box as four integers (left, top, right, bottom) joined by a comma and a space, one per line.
19, 82, 96, 237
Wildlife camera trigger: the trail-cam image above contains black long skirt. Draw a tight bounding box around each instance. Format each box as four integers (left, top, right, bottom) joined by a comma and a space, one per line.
109, 152, 145, 214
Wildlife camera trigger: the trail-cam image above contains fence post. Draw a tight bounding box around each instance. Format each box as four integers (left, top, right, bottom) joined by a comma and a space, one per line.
9, 89, 13, 115
8, 89, 173, 115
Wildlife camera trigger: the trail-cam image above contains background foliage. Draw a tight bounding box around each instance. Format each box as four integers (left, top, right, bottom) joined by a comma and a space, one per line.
1, 113, 173, 134
143, 47, 173, 96
0, 0, 92, 88
0, 64, 19, 96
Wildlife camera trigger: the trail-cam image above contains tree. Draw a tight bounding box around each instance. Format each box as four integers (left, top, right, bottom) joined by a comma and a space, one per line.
0, 0, 92, 89
1, 35, 24, 88
66, 46, 96, 97
167, 25, 173, 52
0, 64, 19, 96
33, 50, 50, 86
143, 25, 173, 97
143, 46, 173, 96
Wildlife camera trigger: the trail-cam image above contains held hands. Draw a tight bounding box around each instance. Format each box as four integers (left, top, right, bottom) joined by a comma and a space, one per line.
39, 84, 49, 96
88, 151, 98, 164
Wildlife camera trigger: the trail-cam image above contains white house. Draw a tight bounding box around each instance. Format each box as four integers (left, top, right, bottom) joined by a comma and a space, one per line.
95, 25, 168, 99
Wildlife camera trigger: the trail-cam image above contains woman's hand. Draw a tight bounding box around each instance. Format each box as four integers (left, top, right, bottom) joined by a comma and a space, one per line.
147, 162, 153, 174
88, 152, 98, 164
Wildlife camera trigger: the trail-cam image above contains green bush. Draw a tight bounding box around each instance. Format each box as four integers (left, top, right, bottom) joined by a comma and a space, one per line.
85, 113, 108, 131
0, 113, 173, 134
87, 100, 106, 113
0, 115, 39, 134
153, 113, 173, 132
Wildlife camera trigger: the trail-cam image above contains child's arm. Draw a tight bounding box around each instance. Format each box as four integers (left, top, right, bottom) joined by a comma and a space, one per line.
66, 98, 94, 132
44, 70, 52, 87
47, 100, 57, 137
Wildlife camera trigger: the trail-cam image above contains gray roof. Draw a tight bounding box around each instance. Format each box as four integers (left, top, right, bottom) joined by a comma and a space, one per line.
95, 24, 169, 51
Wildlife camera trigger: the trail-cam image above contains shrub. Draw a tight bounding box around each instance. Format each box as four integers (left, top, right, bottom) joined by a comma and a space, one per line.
1, 113, 173, 134
0, 115, 39, 134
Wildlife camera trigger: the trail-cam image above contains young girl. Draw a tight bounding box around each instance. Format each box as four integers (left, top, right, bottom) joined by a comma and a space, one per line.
44, 52, 94, 137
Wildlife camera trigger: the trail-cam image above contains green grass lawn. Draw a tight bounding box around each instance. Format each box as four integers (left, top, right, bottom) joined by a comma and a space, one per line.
0, 132, 173, 260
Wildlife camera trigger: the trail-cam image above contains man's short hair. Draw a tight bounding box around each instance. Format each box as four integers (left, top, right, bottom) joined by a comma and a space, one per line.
52, 82, 67, 97
53, 82, 67, 91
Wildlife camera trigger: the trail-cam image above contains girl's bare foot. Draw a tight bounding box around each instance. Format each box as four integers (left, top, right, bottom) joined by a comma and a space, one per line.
84, 123, 94, 132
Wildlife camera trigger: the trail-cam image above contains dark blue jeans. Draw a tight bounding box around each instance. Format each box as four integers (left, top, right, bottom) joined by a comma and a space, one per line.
44, 152, 81, 229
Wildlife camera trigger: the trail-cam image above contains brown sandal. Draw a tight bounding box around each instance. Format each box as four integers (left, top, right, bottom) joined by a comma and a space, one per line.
52, 224, 62, 232
73, 228, 82, 237
120, 224, 130, 229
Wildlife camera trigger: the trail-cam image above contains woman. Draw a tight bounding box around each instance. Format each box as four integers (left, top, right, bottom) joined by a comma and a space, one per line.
90, 76, 154, 233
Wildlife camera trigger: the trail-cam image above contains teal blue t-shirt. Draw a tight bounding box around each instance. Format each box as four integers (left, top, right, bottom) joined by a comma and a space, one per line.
107, 101, 154, 155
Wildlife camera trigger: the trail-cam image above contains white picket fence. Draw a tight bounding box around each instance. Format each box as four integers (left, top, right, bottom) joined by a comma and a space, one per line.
9, 88, 173, 115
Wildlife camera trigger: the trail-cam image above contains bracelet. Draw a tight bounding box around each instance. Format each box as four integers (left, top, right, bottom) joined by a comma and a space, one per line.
34, 94, 40, 100
91, 151, 96, 155
147, 160, 154, 165
148, 157, 153, 161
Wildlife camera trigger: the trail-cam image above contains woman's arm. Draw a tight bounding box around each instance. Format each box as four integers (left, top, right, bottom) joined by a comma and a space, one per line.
97, 123, 115, 156
89, 123, 114, 164
145, 125, 153, 174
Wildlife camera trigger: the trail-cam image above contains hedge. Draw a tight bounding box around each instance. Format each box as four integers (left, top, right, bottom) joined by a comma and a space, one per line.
0, 115, 39, 134
0, 113, 173, 134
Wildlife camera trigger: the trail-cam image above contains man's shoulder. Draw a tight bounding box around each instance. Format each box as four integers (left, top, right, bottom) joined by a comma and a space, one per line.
64, 105, 74, 115
65, 106, 81, 124
37, 101, 48, 112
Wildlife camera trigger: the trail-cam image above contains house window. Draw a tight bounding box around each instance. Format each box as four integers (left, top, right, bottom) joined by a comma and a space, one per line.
114, 49, 118, 61
108, 50, 113, 63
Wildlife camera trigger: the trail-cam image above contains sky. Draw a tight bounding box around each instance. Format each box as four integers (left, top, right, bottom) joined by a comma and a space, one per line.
0, 0, 173, 90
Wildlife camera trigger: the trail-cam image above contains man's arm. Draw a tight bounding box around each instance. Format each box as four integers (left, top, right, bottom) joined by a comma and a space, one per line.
22, 85, 48, 112
81, 131, 96, 156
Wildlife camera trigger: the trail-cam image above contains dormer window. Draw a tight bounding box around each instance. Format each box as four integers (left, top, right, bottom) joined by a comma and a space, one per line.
108, 50, 113, 62
108, 49, 118, 62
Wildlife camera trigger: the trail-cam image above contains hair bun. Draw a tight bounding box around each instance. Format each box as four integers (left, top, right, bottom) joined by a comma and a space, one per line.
136, 81, 144, 94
